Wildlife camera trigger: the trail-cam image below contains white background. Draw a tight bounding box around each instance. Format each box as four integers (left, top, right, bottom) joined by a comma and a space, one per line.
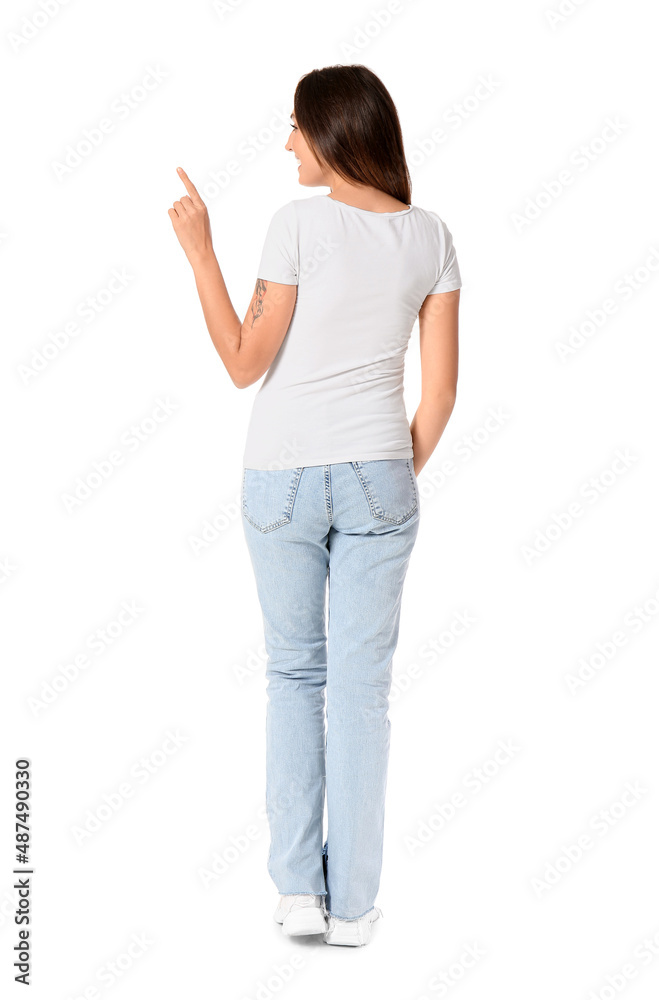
2, 0, 658, 997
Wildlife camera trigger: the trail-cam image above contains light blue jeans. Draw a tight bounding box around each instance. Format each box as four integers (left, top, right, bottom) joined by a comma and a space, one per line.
240, 459, 420, 919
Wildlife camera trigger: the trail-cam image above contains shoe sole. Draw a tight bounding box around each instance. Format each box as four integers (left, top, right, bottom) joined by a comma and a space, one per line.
324, 935, 365, 946
282, 909, 327, 936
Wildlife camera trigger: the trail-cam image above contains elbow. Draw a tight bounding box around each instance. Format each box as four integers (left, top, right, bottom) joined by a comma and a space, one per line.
423, 387, 457, 409
228, 353, 253, 389
230, 367, 259, 389
231, 355, 267, 388
229, 340, 262, 388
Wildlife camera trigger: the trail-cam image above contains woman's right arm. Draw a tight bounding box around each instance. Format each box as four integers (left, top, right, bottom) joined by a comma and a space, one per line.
409, 288, 460, 477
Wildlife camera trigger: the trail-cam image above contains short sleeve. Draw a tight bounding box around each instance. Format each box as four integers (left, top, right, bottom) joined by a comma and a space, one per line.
427, 216, 462, 294
256, 201, 299, 285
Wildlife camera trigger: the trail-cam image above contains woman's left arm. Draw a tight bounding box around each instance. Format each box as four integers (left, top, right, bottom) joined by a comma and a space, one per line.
168, 167, 296, 388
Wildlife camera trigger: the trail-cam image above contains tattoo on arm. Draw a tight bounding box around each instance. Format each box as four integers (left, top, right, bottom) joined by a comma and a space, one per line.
250, 279, 267, 327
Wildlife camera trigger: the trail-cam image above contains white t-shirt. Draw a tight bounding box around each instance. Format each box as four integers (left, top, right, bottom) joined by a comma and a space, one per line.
242, 194, 462, 470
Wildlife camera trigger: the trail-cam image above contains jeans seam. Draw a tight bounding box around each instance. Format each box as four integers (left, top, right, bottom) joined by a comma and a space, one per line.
350, 460, 418, 524
242, 466, 304, 532
323, 465, 333, 525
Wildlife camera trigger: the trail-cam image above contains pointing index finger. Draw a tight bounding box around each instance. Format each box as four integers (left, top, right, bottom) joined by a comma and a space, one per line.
177, 166, 202, 205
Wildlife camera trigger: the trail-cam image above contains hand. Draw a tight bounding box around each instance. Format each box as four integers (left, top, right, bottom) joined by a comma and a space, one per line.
168, 167, 213, 264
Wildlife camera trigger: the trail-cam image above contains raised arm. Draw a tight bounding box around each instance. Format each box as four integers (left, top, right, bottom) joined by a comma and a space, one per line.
168, 168, 296, 388
409, 288, 460, 476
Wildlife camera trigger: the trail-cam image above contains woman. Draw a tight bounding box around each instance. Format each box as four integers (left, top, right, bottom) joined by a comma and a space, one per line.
169, 64, 461, 947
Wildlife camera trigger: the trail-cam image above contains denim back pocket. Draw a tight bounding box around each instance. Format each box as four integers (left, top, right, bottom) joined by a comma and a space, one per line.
242, 467, 304, 532
351, 459, 418, 524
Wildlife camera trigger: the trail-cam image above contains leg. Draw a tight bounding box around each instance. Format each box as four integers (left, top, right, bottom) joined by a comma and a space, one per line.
324, 459, 421, 918
241, 465, 330, 895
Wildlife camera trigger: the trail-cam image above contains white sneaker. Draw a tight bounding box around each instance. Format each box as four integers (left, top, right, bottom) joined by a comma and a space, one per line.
273, 894, 328, 936
323, 906, 382, 946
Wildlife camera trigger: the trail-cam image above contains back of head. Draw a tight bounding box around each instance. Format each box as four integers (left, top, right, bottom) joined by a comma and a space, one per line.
293, 64, 411, 206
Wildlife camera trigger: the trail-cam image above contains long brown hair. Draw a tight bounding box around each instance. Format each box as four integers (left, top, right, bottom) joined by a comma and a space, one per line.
293, 64, 412, 206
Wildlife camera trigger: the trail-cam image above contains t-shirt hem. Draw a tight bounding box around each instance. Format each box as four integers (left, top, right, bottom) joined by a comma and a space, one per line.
256, 272, 298, 286
427, 279, 462, 294
242, 448, 415, 470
